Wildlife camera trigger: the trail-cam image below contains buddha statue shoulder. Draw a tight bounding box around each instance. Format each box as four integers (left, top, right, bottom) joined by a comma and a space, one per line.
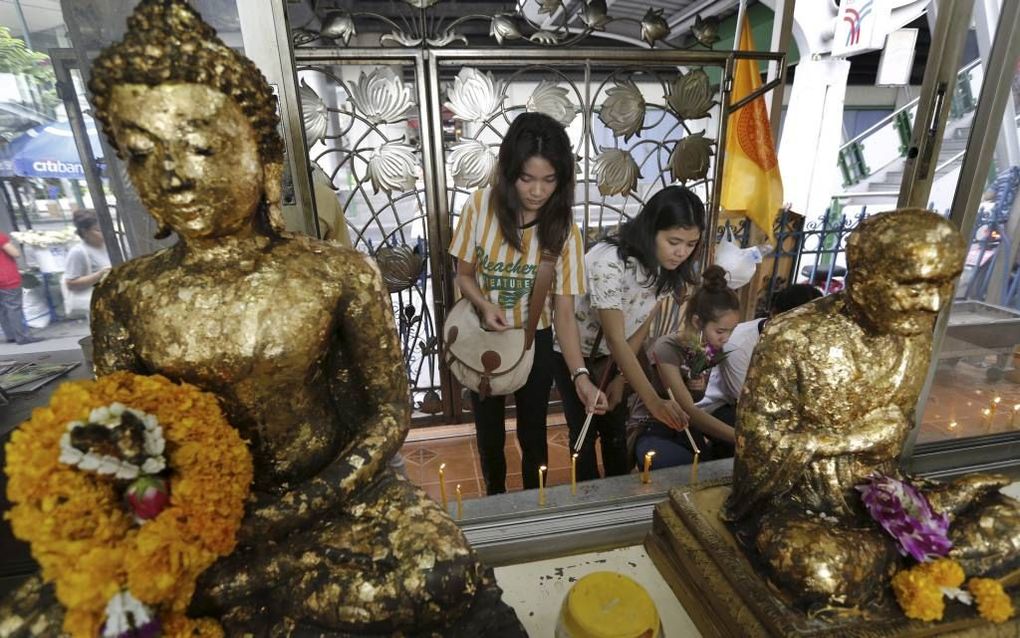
1, 1, 524, 635
723, 209, 1020, 609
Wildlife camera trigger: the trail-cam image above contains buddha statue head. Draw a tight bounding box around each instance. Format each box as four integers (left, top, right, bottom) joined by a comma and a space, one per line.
88, 0, 285, 240
845, 209, 965, 336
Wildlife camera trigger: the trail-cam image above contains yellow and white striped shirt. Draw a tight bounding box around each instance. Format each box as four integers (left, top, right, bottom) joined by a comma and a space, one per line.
449, 189, 586, 329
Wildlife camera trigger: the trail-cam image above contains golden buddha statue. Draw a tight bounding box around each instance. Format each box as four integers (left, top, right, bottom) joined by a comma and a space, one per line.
1, 1, 524, 635
723, 209, 1020, 609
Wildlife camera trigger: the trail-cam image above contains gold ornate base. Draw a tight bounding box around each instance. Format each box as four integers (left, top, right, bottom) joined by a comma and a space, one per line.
644, 482, 1020, 638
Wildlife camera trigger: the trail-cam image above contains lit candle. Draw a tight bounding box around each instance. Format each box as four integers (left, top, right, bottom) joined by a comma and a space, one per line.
982, 408, 993, 430
1012, 405, 1020, 427
642, 451, 656, 484
990, 396, 1002, 414
690, 452, 700, 484
438, 462, 448, 512
538, 465, 547, 506
948, 420, 958, 431
456, 484, 463, 520
571, 453, 578, 496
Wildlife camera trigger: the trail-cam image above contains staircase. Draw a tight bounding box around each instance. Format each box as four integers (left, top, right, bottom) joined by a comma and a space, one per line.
866, 122, 971, 193
835, 59, 983, 206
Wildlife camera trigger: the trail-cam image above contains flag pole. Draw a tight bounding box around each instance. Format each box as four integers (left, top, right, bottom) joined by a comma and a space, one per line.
733, 0, 749, 50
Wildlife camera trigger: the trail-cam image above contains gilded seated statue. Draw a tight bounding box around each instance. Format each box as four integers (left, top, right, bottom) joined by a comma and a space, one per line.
2, 1, 523, 635
723, 209, 1020, 609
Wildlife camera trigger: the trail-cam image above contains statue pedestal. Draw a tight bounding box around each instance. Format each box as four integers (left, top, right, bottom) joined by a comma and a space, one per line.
644, 482, 1020, 638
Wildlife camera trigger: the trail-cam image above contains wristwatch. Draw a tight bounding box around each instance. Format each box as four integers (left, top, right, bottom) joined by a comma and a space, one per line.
570, 367, 591, 383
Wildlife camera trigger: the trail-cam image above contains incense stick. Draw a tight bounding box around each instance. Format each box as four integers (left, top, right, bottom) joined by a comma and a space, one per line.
573, 357, 615, 454
667, 388, 701, 455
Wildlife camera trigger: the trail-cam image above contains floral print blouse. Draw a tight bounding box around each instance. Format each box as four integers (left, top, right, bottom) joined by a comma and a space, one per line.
561, 241, 665, 357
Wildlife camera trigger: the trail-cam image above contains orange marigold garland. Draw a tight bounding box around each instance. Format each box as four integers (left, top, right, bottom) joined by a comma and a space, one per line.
968, 578, 1016, 624
891, 558, 1016, 625
4, 372, 253, 638
891, 567, 945, 622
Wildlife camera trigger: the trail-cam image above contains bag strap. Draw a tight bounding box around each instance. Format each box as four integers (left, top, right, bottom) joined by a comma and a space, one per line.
589, 327, 604, 358
524, 249, 559, 350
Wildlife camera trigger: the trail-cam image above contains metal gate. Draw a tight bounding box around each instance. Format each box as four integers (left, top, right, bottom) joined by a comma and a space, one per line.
286, 4, 782, 423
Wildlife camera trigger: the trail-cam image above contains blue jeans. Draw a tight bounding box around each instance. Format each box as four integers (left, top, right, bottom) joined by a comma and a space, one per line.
633, 420, 697, 469
0, 287, 32, 344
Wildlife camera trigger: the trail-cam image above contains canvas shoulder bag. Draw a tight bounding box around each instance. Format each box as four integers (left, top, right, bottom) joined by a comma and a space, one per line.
443, 250, 559, 399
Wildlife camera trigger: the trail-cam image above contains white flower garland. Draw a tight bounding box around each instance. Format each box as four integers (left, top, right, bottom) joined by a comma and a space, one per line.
58, 402, 166, 480
101, 591, 157, 638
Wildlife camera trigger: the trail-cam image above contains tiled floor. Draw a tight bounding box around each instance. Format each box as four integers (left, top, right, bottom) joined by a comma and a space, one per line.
402, 355, 1020, 502
918, 356, 1020, 443
402, 413, 599, 502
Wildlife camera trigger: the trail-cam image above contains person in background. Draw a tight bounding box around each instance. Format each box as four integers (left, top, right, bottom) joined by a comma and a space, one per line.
63, 209, 112, 317
696, 283, 823, 432
449, 112, 606, 496
0, 231, 42, 344
630, 265, 740, 469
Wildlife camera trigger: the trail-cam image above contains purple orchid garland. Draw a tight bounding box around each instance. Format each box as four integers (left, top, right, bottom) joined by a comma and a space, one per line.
856, 474, 953, 562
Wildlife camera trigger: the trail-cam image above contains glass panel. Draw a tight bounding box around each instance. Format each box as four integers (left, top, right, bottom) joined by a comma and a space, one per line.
916, 7, 1020, 444
775, 12, 986, 312
0, 1, 270, 353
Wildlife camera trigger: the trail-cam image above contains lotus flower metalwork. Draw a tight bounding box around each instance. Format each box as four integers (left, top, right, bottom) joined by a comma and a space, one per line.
445, 68, 506, 122
490, 15, 523, 45
403, 0, 440, 8
538, 0, 562, 15
669, 132, 714, 183
367, 142, 418, 194
448, 138, 497, 189
692, 14, 721, 48
527, 81, 577, 126
593, 149, 640, 196
349, 67, 415, 124
299, 80, 329, 147
599, 80, 645, 141
641, 8, 670, 47
529, 30, 559, 45
418, 389, 443, 415
667, 68, 716, 120
292, 28, 319, 47
427, 30, 468, 47
320, 11, 355, 46
581, 0, 611, 30
375, 243, 426, 293
380, 31, 424, 47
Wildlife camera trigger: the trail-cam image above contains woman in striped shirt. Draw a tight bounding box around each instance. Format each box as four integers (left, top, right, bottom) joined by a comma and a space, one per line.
450, 112, 607, 496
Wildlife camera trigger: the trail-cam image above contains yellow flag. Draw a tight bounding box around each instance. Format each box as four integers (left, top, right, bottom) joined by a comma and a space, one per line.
720, 15, 783, 241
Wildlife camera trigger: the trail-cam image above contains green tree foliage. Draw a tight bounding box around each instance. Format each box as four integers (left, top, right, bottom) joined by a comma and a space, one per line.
0, 26, 58, 116
0, 26, 52, 79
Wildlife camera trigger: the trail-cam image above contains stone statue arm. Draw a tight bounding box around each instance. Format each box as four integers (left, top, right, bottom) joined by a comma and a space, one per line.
91, 273, 145, 375
237, 256, 410, 543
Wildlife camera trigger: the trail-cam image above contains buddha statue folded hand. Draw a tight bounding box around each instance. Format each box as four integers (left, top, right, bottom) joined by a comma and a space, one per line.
723, 209, 1020, 610
1, 1, 524, 635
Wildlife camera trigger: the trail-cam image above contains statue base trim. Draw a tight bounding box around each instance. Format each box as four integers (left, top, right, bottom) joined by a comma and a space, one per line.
644, 482, 1020, 637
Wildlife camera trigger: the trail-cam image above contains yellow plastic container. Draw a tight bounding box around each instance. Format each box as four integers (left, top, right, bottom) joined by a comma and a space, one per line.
555, 571, 662, 638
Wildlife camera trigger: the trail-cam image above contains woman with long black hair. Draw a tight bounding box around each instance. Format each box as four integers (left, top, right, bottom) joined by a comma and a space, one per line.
553, 185, 707, 481
449, 112, 606, 495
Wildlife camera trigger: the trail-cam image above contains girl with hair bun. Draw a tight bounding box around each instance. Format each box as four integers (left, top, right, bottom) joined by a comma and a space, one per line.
630, 264, 740, 469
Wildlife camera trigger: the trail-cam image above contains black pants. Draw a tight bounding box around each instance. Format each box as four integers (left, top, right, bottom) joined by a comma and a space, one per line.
470, 328, 554, 496
552, 352, 630, 482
